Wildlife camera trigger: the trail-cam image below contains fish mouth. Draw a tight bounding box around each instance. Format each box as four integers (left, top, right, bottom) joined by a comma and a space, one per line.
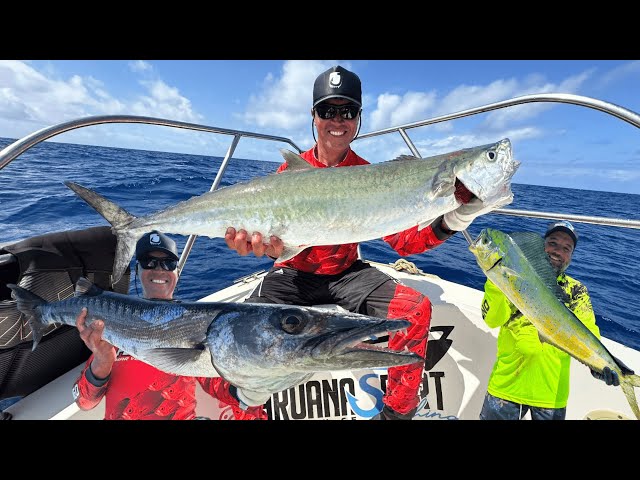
307, 318, 422, 370
454, 138, 519, 203
469, 230, 502, 271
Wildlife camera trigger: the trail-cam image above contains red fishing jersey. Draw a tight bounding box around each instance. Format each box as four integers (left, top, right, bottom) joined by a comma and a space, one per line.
73, 349, 266, 420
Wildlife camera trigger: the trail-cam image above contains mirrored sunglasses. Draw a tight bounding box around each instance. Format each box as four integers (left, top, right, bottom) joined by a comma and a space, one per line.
314, 103, 361, 120
139, 257, 178, 271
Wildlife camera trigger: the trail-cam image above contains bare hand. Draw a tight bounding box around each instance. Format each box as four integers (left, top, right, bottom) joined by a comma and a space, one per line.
76, 307, 116, 376
225, 227, 284, 259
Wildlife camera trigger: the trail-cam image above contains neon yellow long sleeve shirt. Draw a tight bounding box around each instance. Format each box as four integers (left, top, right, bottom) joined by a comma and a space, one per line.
481, 274, 599, 409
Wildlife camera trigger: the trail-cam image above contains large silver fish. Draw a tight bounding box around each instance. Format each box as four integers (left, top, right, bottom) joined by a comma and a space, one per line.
8, 277, 421, 406
469, 228, 640, 419
65, 139, 519, 285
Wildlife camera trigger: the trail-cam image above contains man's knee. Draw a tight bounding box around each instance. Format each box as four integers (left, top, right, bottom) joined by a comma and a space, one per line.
388, 284, 432, 327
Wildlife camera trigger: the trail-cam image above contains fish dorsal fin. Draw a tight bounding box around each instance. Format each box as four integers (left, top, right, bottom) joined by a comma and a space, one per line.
390, 154, 420, 162
509, 231, 567, 302
279, 149, 313, 172
74, 276, 102, 297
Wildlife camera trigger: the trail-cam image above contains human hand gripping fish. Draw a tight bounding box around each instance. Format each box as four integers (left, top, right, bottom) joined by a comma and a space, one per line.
224, 227, 284, 259
470, 228, 640, 420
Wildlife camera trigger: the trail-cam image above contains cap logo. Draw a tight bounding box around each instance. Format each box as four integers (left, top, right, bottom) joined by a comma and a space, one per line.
554, 220, 575, 233
149, 233, 161, 245
329, 72, 342, 89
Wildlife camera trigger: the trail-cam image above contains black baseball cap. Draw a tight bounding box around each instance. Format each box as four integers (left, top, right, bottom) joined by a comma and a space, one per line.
545, 220, 578, 248
135, 231, 179, 260
313, 65, 362, 108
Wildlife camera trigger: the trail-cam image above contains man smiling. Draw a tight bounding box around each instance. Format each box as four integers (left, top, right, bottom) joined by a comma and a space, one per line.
71, 231, 266, 420
224, 65, 494, 419
479, 221, 619, 420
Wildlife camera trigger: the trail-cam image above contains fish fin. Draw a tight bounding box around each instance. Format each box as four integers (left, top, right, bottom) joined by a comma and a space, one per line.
509, 231, 567, 302
275, 245, 307, 263
112, 233, 138, 287
620, 381, 640, 420
538, 331, 553, 344
6, 284, 47, 351
64, 181, 135, 228
234, 388, 274, 407
389, 155, 420, 162
142, 347, 220, 378
625, 373, 640, 388
279, 149, 313, 172
64, 181, 138, 286
74, 276, 103, 297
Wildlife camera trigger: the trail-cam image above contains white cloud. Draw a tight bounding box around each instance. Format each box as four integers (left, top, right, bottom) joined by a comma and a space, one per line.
241, 60, 352, 130
131, 79, 202, 122
597, 60, 640, 88
369, 91, 437, 130
0, 60, 202, 143
480, 71, 592, 130
0, 61, 111, 126
129, 60, 153, 73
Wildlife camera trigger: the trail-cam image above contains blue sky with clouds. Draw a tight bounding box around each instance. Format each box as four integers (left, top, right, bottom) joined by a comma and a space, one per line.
1, 59, 639, 194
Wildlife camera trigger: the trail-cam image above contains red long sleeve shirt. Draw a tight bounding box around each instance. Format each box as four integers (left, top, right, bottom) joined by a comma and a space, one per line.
73, 349, 266, 420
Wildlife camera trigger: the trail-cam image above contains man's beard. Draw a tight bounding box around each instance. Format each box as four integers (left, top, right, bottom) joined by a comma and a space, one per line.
553, 260, 570, 276
548, 254, 569, 276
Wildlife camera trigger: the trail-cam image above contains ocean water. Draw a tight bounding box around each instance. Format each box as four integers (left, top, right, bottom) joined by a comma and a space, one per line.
1, 138, 639, 351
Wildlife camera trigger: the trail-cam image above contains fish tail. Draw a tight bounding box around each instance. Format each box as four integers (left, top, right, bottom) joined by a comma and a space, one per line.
620, 379, 640, 420
6, 284, 48, 351
64, 181, 137, 285
74, 276, 103, 297
626, 373, 640, 388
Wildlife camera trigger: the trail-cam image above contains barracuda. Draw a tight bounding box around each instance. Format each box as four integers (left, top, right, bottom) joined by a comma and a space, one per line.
469, 228, 640, 420
65, 138, 519, 285
8, 277, 422, 407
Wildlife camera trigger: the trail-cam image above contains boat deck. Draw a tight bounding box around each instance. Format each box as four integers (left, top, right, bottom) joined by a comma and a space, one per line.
5, 260, 636, 420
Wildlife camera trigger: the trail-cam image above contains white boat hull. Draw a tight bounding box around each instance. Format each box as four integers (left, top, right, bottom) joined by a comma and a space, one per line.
7, 261, 634, 420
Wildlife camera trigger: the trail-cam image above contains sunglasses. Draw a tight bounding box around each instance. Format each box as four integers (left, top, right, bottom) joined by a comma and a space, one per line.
138, 257, 178, 271
314, 103, 361, 120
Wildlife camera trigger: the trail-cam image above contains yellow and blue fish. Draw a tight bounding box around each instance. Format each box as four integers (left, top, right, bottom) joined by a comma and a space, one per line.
469, 228, 640, 420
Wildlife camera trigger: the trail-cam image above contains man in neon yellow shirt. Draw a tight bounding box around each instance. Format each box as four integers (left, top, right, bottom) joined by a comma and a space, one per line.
479, 221, 619, 420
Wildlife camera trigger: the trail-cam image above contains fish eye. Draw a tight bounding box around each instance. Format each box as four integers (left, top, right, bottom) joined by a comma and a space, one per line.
280, 312, 305, 334
485, 150, 497, 162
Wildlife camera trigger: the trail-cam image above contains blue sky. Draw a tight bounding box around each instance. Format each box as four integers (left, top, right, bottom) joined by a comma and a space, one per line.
1, 59, 639, 194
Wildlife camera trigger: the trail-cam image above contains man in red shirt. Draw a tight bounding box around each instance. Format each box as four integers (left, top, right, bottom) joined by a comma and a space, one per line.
72, 230, 266, 420
224, 65, 490, 419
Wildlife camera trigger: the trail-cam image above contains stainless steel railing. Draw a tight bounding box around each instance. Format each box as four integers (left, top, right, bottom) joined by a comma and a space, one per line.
354, 93, 640, 243
1, 93, 639, 273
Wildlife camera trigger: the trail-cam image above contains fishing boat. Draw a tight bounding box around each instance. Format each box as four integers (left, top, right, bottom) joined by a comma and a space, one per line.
1, 93, 639, 421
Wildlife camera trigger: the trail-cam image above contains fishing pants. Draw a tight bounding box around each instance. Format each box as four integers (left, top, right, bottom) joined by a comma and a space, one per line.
479, 392, 567, 420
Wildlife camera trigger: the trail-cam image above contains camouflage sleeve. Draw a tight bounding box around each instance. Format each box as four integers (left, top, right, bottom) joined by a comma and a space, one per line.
382, 218, 448, 256
482, 279, 521, 329
197, 377, 267, 420
72, 355, 109, 411
566, 277, 600, 338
